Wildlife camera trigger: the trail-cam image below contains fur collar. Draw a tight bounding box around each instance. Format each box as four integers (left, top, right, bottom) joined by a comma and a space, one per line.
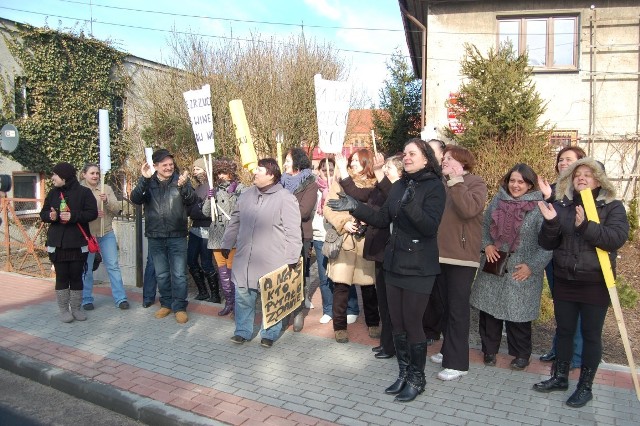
555, 157, 616, 204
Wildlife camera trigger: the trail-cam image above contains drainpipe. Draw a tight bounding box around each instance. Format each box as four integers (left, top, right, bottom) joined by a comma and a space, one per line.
401, 5, 427, 129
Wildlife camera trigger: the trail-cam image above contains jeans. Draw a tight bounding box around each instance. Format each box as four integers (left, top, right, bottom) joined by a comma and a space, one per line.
347, 284, 359, 315
234, 287, 282, 341
143, 251, 157, 304
313, 240, 333, 316
82, 231, 127, 306
148, 236, 188, 312
187, 231, 215, 274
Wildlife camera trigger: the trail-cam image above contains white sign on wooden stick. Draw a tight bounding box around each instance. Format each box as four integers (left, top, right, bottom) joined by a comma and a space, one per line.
183, 84, 215, 154
314, 74, 351, 154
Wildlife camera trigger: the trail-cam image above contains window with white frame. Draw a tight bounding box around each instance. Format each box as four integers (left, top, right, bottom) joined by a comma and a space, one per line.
12, 173, 42, 214
498, 15, 579, 70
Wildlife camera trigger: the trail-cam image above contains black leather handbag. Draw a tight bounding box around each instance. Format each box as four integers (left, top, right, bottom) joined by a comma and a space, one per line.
482, 250, 510, 277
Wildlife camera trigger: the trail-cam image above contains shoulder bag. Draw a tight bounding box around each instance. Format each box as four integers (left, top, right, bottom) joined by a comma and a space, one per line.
322, 221, 343, 259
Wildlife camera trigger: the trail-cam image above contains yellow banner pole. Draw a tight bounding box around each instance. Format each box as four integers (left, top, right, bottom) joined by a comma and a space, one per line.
580, 188, 640, 400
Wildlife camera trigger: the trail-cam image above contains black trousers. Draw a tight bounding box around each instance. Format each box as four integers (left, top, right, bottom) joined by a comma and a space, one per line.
333, 283, 379, 331
422, 279, 444, 340
554, 298, 607, 369
478, 310, 532, 359
54, 260, 85, 291
439, 264, 476, 371
374, 262, 394, 354
387, 284, 430, 344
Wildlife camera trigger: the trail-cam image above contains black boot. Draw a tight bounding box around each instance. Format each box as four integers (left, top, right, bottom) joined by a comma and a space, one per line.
205, 271, 221, 303
532, 360, 570, 392
566, 366, 597, 408
385, 333, 409, 395
189, 267, 209, 300
395, 341, 427, 402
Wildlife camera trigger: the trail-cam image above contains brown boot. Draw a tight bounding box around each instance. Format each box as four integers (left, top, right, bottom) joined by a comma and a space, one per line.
335, 330, 349, 343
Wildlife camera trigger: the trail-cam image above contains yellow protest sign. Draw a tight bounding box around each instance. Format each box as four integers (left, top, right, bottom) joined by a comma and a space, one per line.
259, 260, 303, 329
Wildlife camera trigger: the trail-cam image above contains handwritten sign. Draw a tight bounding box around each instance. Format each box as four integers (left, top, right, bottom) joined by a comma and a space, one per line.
183, 84, 215, 154
258, 260, 303, 329
314, 74, 351, 154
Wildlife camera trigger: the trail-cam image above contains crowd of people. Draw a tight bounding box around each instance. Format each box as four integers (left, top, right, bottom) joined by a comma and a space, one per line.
40, 140, 629, 407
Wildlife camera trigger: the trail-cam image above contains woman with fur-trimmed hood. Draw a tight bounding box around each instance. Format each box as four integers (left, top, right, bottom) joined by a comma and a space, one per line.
534, 157, 629, 408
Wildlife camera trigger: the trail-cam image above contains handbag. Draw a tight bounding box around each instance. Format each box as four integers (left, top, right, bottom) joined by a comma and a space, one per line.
77, 223, 100, 254
481, 250, 510, 276
322, 222, 343, 259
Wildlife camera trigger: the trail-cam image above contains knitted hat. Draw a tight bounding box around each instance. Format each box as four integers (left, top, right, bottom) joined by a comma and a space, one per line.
52, 162, 77, 181
193, 158, 206, 170
152, 149, 173, 164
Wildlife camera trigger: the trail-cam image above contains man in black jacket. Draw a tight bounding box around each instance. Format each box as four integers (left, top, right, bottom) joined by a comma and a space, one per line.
130, 149, 197, 323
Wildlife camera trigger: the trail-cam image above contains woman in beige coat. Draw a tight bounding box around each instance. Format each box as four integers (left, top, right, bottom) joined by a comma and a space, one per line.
324, 149, 378, 343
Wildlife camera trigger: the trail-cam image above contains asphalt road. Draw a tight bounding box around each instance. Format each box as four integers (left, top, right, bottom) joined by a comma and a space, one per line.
0, 367, 142, 426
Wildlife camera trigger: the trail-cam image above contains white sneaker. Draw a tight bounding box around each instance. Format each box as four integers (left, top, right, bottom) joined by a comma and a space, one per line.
437, 368, 468, 381
346, 314, 358, 324
305, 298, 314, 309
430, 352, 443, 364
319, 314, 332, 324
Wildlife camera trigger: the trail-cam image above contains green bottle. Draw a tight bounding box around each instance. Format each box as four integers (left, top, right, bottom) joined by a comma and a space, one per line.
59, 195, 69, 224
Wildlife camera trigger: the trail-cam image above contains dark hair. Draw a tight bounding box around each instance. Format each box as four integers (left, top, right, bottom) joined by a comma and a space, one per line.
349, 148, 375, 179
501, 163, 538, 195
403, 138, 442, 177
428, 139, 446, 152
318, 157, 335, 170
286, 148, 312, 172
213, 157, 238, 182
442, 145, 476, 172
258, 158, 281, 183
555, 146, 587, 174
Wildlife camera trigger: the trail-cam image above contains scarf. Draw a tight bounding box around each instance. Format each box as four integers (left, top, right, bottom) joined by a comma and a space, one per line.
489, 199, 537, 251
280, 168, 312, 193
316, 176, 329, 215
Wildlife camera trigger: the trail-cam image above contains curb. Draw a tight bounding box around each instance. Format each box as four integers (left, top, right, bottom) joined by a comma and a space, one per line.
0, 347, 222, 426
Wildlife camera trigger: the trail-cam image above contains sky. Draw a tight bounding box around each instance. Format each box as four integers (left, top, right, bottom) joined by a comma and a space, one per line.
0, 0, 410, 106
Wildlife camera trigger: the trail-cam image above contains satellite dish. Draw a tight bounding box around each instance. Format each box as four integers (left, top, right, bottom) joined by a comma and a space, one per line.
1, 123, 19, 153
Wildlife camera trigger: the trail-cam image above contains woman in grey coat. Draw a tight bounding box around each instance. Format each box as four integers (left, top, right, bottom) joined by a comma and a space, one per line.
470, 163, 552, 371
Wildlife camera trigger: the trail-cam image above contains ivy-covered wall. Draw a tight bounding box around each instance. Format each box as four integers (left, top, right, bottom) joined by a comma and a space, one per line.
0, 22, 129, 175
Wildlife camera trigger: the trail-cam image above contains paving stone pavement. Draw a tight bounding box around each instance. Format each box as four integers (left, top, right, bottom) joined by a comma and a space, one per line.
0, 271, 639, 425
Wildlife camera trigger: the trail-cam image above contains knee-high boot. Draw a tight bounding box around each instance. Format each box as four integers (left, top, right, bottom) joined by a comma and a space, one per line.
69, 290, 87, 321
56, 289, 74, 323
532, 360, 570, 392
218, 266, 234, 316
385, 333, 409, 395
395, 341, 427, 402
566, 366, 597, 408
189, 267, 209, 300
205, 271, 221, 303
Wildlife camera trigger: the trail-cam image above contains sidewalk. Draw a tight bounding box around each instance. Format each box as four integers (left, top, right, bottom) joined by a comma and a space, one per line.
0, 271, 638, 426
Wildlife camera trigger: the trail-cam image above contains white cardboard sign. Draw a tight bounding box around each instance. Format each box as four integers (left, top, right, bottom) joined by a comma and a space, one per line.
314, 74, 351, 154
183, 84, 215, 154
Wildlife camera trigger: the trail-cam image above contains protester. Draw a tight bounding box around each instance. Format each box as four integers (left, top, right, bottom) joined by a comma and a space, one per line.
282, 148, 318, 332
40, 162, 98, 323
324, 149, 379, 344
368, 154, 403, 359
312, 158, 335, 324
470, 163, 551, 371
130, 149, 197, 324
79, 163, 129, 310
534, 158, 628, 408
428, 146, 487, 380
203, 157, 244, 316
222, 158, 301, 348
187, 158, 219, 303
537, 146, 587, 367
328, 138, 446, 402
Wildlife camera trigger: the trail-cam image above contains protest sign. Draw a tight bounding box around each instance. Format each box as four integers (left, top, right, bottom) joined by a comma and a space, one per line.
259, 260, 303, 329
98, 109, 111, 173
229, 99, 258, 172
183, 84, 215, 155
314, 74, 351, 154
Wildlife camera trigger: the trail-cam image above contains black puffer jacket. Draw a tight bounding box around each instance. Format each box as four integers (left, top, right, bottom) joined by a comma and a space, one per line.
353, 169, 446, 277
40, 177, 98, 248
538, 158, 629, 283
130, 172, 197, 238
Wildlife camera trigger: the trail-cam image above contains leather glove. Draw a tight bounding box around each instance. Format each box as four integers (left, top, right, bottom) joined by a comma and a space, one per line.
401, 180, 416, 206
326, 192, 359, 213
221, 249, 230, 259
207, 188, 215, 198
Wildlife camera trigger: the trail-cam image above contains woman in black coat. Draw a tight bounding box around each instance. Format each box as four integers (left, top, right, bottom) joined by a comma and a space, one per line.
533, 158, 629, 408
40, 162, 98, 323
328, 138, 446, 403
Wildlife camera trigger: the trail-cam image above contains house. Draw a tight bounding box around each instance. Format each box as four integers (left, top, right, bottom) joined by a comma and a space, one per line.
399, 0, 640, 197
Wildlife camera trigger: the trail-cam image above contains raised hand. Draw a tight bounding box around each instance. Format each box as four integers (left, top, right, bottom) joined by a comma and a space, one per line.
537, 176, 552, 200
326, 192, 359, 212
141, 163, 153, 178
537, 201, 557, 221
575, 205, 585, 227
178, 171, 189, 187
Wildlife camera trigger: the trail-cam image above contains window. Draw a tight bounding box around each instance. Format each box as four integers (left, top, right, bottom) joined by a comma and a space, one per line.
549, 130, 579, 149
498, 15, 579, 70
14, 76, 34, 117
12, 173, 42, 214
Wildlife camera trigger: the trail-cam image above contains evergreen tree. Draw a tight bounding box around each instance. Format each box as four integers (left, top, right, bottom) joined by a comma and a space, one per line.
372, 49, 421, 155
